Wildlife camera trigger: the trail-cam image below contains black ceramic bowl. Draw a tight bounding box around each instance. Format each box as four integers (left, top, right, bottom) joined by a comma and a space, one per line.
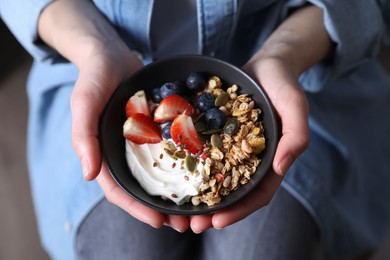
100, 55, 278, 215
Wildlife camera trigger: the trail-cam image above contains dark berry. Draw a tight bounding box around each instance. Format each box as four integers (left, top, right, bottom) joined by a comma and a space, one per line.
160, 82, 180, 99
186, 72, 206, 90
173, 80, 190, 95
151, 87, 163, 103
195, 93, 215, 112
204, 108, 226, 129
161, 122, 173, 139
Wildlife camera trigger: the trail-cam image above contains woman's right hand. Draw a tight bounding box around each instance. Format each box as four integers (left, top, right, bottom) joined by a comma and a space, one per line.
38, 0, 192, 231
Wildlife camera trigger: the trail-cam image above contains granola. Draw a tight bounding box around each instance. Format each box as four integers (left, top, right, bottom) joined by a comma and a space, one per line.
188, 76, 266, 206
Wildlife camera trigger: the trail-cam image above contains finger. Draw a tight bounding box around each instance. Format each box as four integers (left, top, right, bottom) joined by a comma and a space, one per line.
97, 163, 166, 228
211, 170, 283, 229
71, 51, 144, 181
189, 214, 213, 234
71, 54, 137, 180
272, 86, 309, 176
164, 215, 191, 233
71, 71, 117, 180
244, 59, 309, 175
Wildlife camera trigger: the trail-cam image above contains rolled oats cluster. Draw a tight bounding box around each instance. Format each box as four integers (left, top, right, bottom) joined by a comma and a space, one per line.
190, 76, 266, 206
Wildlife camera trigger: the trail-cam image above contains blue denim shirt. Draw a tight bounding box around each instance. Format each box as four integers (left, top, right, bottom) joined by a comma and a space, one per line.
2, 1, 390, 259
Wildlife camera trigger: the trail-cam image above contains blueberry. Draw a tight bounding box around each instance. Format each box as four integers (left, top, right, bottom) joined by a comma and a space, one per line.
151, 87, 163, 103
186, 72, 206, 90
160, 82, 180, 99
161, 122, 173, 139
195, 93, 215, 112
204, 108, 226, 129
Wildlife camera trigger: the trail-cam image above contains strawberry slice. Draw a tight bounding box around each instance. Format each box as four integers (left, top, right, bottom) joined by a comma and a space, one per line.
123, 113, 162, 144
125, 90, 150, 118
153, 95, 196, 123
170, 114, 204, 154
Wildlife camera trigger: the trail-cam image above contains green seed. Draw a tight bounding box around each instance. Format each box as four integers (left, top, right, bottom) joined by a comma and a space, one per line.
164, 148, 178, 160
193, 112, 204, 123
215, 92, 230, 107
185, 155, 197, 172
224, 117, 239, 135
160, 140, 176, 152
202, 128, 223, 135
210, 134, 222, 149
195, 120, 207, 132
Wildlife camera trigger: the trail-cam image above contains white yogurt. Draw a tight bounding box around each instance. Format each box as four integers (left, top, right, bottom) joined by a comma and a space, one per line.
125, 141, 204, 205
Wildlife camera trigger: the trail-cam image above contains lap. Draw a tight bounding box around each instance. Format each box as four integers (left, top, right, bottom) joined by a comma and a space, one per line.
76, 187, 320, 260
75, 199, 199, 260
199, 187, 321, 260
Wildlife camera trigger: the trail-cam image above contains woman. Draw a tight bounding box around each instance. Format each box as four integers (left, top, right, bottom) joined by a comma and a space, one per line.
1, 0, 390, 259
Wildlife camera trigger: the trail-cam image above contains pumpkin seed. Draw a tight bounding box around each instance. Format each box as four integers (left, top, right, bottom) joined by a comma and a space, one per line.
185, 155, 197, 172
215, 92, 230, 107
202, 128, 223, 135
210, 134, 222, 149
193, 112, 204, 123
223, 117, 239, 135
160, 140, 176, 152
195, 120, 207, 132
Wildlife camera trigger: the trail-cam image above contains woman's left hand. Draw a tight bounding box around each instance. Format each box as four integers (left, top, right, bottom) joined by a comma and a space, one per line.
189, 4, 331, 233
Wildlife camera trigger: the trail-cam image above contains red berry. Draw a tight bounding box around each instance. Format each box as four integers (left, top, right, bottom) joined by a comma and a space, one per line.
200, 151, 210, 161
215, 173, 224, 183
125, 90, 150, 118
170, 114, 204, 154
123, 113, 162, 144
153, 95, 196, 123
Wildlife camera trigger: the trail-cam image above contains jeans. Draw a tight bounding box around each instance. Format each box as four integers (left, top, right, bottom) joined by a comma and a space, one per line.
76, 187, 321, 260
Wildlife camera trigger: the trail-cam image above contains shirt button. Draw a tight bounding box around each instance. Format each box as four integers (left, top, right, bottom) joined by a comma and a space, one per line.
64, 221, 72, 233
209, 51, 216, 57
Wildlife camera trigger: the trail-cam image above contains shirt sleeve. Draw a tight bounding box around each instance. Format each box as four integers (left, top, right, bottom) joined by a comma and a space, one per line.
297, 0, 387, 92
0, 0, 57, 61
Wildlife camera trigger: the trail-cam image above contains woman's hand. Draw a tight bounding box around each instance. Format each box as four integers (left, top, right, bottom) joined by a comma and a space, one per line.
189, 56, 307, 233
38, 0, 192, 231
189, 5, 332, 233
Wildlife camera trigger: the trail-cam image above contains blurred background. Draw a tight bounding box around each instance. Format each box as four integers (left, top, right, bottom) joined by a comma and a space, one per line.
0, 20, 50, 259
1, 18, 390, 260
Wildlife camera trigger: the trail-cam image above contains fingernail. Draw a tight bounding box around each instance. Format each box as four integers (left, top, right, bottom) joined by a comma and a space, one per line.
173, 227, 185, 233
278, 154, 293, 176
82, 158, 90, 180
150, 223, 160, 229
192, 228, 204, 234
164, 223, 185, 233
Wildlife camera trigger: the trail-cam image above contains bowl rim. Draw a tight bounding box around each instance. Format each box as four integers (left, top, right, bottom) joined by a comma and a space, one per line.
99, 54, 279, 215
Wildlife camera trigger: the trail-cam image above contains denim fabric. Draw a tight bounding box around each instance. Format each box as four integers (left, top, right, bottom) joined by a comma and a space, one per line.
75, 187, 320, 260
26, 78, 103, 260
0, 0, 54, 60
2, 0, 390, 259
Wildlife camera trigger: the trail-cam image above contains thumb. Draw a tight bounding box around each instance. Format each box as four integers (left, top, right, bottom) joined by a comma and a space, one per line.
70, 73, 115, 181
70, 53, 144, 181
243, 59, 309, 176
